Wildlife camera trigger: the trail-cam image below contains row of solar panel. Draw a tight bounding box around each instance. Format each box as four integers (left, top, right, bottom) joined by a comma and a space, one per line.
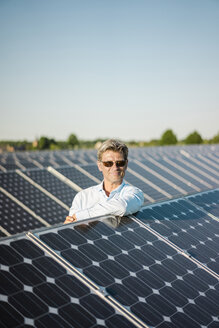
1, 195, 219, 328
0, 154, 219, 237
0, 144, 219, 171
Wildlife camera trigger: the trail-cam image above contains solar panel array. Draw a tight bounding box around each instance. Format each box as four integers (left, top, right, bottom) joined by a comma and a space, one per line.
0, 144, 219, 237
0, 144, 219, 327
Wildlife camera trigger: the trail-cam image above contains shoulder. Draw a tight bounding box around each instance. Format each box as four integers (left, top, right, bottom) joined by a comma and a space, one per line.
75, 184, 101, 198
121, 182, 143, 195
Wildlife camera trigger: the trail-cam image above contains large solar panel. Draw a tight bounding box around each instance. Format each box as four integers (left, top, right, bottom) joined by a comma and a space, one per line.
188, 189, 219, 219
0, 172, 68, 225
169, 157, 218, 189
0, 234, 137, 328
25, 168, 77, 207
56, 166, 97, 189
128, 161, 183, 198
135, 198, 219, 275
136, 158, 196, 194
0, 191, 42, 235
125, 170, 168, 203
157, 157, 211, 191
29, 216, 219, 328
81, 164, 103, 181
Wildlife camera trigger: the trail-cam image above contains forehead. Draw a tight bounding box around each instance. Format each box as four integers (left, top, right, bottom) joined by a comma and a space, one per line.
101, 150, 124, 160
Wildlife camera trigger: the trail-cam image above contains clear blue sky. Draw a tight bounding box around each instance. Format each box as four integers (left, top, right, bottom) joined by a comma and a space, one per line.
0, 0, 218, 142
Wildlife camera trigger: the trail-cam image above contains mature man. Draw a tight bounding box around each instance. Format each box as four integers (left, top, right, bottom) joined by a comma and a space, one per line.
64, 139, 144, 223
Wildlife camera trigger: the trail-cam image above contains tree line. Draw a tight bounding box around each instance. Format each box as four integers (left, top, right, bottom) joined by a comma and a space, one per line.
0, 130, 219, 151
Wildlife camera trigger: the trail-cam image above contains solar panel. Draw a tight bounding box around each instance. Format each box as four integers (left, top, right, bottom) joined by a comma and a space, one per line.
0, 191, 42, 235
128, 161, 182, 197
0, 172, 68, 225
25, 169, 77, 207
125, 170, 167, 202
0, 234, 138, 328
81, 164, 103, 181
158, 157, 210, 191
57, 166, 97, 189
188, 189, 219, 219
138, 159, 196, 194
30, 216, 219, 328
135, 198, 219, 275
171, 157, 218, 188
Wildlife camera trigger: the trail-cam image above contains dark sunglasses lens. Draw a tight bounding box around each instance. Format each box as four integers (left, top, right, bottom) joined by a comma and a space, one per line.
103, 161, 114, 167
116, 160, 126, 167
102, 160, 126, 167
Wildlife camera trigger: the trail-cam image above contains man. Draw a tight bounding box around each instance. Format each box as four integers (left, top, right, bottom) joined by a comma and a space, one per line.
64, 139, 144, 224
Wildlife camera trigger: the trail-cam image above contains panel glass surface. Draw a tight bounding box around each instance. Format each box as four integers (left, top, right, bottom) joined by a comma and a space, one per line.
34, 216, 219, 328
139, 159, 196, 194
188, 189, 219, 219
57, 166, 96, 189
0, 172, 68, 225
159, 158, 209, 191
81, 164, 103, 181
128, 162, 182, 197
0, 191, 42, 236
0, 235, 137, 328
125, 171, 168, 202
135, 198, 219, 274
26, 169, 76, 207
171, 158, 217, 189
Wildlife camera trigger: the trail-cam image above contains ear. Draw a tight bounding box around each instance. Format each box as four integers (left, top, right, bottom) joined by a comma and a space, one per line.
97, 161, 102, 172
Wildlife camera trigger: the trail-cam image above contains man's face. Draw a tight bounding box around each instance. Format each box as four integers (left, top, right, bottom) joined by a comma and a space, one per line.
97, 150, 128, 186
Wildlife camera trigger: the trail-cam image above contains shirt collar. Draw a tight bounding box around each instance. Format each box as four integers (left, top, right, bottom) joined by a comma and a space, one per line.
98, 180, 125, 195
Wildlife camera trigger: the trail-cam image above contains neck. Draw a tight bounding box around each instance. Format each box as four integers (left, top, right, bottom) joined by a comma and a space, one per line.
103, 180, 123, 196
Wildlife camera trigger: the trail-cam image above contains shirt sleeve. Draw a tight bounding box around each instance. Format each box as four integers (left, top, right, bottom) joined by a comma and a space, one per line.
70, 186, 144, 221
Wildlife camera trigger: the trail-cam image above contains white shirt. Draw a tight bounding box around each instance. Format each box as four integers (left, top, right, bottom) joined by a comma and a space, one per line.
69, 181, 144, 221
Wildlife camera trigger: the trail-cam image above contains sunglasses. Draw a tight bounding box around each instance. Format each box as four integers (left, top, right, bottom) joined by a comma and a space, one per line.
101, 160, 127, 167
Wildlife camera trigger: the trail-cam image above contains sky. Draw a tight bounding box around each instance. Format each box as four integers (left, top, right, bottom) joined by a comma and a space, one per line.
0, 0, 219, 142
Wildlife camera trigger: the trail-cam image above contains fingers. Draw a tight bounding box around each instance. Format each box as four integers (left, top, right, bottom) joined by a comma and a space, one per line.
64, 216, 77, 224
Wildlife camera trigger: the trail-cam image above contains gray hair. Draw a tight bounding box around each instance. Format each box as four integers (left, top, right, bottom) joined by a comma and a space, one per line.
97, 139, 128, 161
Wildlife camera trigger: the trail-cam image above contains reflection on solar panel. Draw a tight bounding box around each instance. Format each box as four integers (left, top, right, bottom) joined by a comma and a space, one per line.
188, 189, 219, 219
27, 216, 219, 328
135, 198, 219, 275
0, 235, 137, 328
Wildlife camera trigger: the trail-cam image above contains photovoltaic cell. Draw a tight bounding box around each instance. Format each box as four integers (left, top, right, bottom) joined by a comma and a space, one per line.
135, 198, 219, 274
33, 216, 219, 328
0, 235, 137, 328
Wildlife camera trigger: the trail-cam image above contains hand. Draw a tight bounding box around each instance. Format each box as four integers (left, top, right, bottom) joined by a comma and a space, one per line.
64, 214, 77, 224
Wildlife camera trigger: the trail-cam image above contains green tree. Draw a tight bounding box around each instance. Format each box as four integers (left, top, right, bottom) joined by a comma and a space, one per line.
160, 129, 177, 145
210, 132, 219, 144
184, 131, 203, 144
67, 133, 79, 148
38, 136, 57, 150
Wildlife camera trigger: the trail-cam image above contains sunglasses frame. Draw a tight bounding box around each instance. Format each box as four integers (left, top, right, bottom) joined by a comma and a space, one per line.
101, 160, 127, 167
